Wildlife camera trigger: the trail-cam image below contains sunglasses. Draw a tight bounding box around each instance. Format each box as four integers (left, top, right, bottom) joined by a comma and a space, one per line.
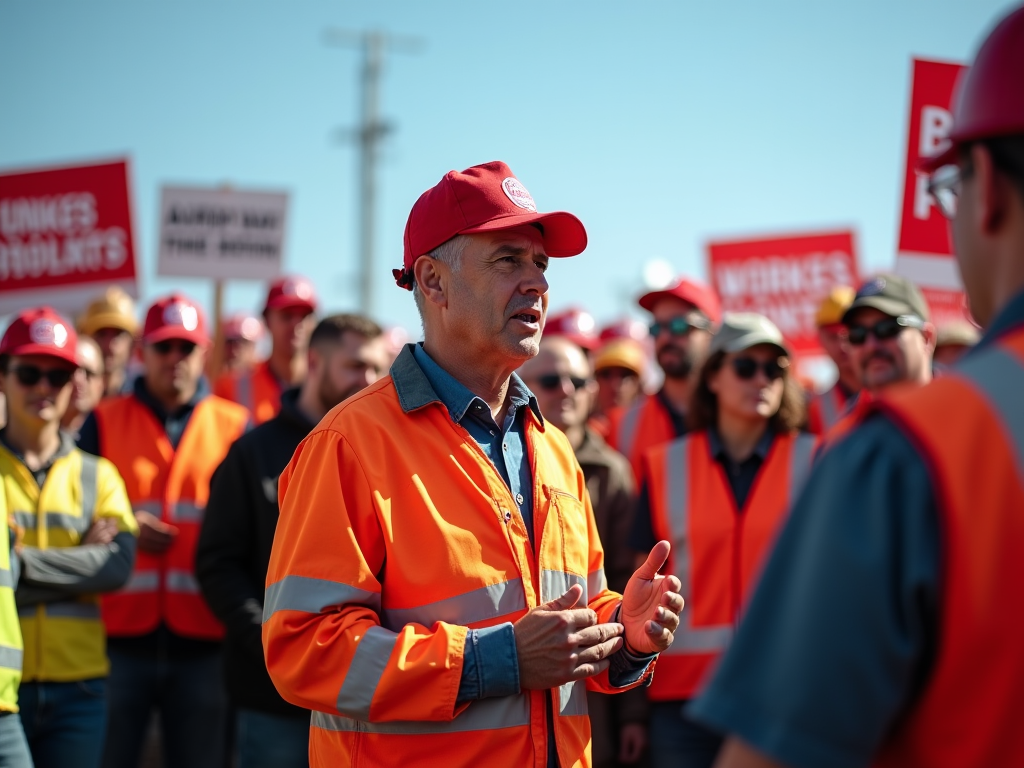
151, 339, 198, 356
534, 373, 590, 392
649, 316, 711, 338
11, 365, 75, 389
730, 357, 788, 381
846, 316, 924, 346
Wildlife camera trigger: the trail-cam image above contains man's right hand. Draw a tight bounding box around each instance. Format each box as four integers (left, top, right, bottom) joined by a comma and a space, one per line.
513, 584, 623, 691
135, 510, 178, 554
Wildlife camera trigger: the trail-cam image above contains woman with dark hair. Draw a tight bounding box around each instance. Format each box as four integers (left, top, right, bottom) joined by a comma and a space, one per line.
627, 313, 816, 768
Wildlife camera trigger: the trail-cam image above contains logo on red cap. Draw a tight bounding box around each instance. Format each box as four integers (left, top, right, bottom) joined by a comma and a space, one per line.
28, 319, 69, 348
163, 302, 199, 331
501, 178, 537, 212
280, 278, 314, 300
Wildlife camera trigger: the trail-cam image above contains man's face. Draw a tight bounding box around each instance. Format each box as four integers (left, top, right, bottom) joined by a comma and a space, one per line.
845, 307, 932, 392
649, 297, 712, 380
266, 307, 316, 358
595, 366, 642, 413
71, 339, 105, 416
90, 326, 133, 374
0, 354, 76, 428
314, 332, 391, 411
519, 341, 593, 433
223, 338, 257, 371
439, 226, 550, 366
817, 324, 857, 381
141, 338, 207, 402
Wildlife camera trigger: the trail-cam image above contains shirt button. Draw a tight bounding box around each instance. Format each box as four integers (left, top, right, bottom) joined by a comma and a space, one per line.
501, 509, 511, 522
516, 493, 524, 505
489, 430, 495, 436
503, 443, 509, 451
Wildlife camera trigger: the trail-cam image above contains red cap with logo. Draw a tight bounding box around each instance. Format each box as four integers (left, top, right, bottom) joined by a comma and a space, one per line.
543, 308, 600, 351
264, 276, 318, 314
0, 307, 78, 367
142, 294, 209, 346
395, 161, 588, 290
599, 317, 650, 343
638, 277, 722, 325
921, 5, 1024, 172
223, 313, 263, 342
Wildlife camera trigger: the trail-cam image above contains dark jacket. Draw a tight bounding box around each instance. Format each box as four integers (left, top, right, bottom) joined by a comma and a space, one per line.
196, 387, 315, 718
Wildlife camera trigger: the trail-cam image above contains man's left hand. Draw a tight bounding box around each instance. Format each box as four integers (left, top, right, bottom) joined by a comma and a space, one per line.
620, 540, 683, 655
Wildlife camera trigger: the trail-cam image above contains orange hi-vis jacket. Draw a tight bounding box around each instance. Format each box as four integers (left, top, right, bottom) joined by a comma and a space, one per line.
642, 430, 816, 701
264, 347, 651, 768
607, 394, 681, 482
214, 360, 282, 425
806, 382, 851, 435
869, 328, 1024, 767
95, 394, 249, 640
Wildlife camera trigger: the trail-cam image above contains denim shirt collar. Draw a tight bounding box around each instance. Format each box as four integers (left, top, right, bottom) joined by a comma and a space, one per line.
391, 343, 543, 425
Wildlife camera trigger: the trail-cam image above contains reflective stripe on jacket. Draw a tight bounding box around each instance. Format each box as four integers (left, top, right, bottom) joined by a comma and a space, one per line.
643, 430, 816, 701
608, 395, 679, 482
0, 445, 136, 682
806, 383, 849, 435
0, 490, 21, 711
96, 394, 248, 640
872, 329, 1024, 767
264, 348, 647, 768
214, 360, 281, 425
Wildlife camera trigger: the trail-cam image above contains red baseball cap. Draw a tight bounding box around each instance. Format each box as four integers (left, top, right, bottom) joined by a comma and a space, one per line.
599, 317, 649, 343
543, 308, 600, 351
264, 276, 318, 314
142, 294, 209, 346
223, 313, 263, 342
0, 307, 78, 367
395, 161, 588, 290
638, 277, 722, 325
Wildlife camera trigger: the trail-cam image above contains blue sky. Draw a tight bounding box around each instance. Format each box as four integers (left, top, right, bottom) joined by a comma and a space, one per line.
0, 0, 1015, 337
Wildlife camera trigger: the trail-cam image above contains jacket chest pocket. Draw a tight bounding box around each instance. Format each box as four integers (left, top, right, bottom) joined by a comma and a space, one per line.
540, 487, 591, 603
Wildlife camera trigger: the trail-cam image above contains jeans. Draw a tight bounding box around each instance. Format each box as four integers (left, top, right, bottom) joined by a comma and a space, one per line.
649, 700, 723, 768
236, 709, 308, 768
101, 647, 226, 768
19, 679, 107, 768
0, 713, 33, 768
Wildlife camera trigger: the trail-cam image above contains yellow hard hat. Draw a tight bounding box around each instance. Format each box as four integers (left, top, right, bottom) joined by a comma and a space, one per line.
815, 286, 856, 327
594, 339, 646, 377
77, 287, 139, 336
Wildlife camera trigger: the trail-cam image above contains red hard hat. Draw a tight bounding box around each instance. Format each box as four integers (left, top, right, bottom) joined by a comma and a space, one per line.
543, 308, 600, 351
922, 5, 1024, 171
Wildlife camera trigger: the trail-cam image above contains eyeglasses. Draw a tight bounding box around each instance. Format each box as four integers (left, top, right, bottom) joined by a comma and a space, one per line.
533, 373, 590, 392
10, 365, 75, 389
649, 316, 711, 338
846, 315, 925, 346
151, 339, 198, 356
730, 357, 788, 381
926, 163, 972, 220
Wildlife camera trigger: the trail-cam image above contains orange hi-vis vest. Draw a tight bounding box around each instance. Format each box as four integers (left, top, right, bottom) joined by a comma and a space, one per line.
214, 360, 282, 425
264, 350, 651, 768
806, 382, 850, 435
643, 430, 816, 701
869, 328, 1024, 767
95, 394, 249, 640
608, 394, 681, 482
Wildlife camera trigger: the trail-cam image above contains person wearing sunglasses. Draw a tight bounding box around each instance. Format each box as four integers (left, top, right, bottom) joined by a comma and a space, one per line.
77, 294, 250, 768
690, 8, 1024, 768
60, 336, 105, 439
609, 277, 721, 482
0, 307, 138, 768
628, 313, 814, 768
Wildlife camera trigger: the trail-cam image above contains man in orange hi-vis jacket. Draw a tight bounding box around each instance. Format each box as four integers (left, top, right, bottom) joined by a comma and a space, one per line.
264, 161, 684, 768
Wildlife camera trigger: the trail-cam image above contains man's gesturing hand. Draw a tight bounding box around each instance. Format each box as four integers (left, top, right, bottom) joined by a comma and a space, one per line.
513, 584, 624, 690
621, 540, 683, 655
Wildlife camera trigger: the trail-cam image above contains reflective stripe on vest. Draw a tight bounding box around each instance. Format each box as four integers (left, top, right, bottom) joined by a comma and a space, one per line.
166, 569, 201, 594
18, 602, 101, 620
955, 346, 1024, 478
818, 386, 842, 432
10, 512, 92, 535
0, 569, 11, 590
236, 371, 254, 414
0, 646, 22, 673
264, 576, 381, 624
169, 501, 204, 524
617, 401, 645, 462
311, 692, 531, 734
121, 570, 160, 594
335, 626, 399, 720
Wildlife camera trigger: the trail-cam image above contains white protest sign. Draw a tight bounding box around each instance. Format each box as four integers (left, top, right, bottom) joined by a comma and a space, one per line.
157, 186, 288, 280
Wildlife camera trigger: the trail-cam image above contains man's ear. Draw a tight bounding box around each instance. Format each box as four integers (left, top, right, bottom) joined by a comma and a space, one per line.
413, 256, 448, 309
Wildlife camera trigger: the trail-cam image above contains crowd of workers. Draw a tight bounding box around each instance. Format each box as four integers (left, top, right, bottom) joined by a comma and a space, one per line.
0, 5, 1021, 767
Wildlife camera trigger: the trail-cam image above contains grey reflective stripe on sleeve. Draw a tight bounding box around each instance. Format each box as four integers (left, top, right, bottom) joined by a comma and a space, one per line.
381, 578, 524, 631
618, 402, 645, 462
788, 433, 817, 507
661, 437, 732, 656
237, 372, 253, 412
540, 570, 587, 605
44, 513, 93, 535
166, 569, 201, 594
956, 346, 1024, 481
587, 568, 607, 599
19, 602, 101, 619
558, 679, 588, 717
335, 626, 398, 720
169, 502, 204, 524
0, 567, 12, 590
311, 692, 531, 734
133, 500, 163, 517
11, 512, 36, 531
79, 452, 98, 521
263, 575, 381, 623
0, 645, 22, 671
121, 570, 160, 593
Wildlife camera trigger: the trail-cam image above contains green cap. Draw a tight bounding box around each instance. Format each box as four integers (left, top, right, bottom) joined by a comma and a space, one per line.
709, 313, 789, 356
842, 274, 930, 323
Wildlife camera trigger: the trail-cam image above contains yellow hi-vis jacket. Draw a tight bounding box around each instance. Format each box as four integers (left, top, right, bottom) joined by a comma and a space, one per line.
0, 489, 21, 711
1, 440, 137, 682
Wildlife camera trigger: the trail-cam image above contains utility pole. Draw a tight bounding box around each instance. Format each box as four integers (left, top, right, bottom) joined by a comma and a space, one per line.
325, 29, 422, 317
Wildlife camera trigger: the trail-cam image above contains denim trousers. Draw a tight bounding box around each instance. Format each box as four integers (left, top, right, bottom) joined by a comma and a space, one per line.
19, 679, 107, 768
101, 648, 226, 768
648, 700, 723, 768
0, 712, 33, 768
236, 709, 308, 768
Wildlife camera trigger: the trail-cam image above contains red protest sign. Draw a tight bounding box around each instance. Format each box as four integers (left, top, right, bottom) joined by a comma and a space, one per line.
707, 231, 859, 355
0, 159, 138, 316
